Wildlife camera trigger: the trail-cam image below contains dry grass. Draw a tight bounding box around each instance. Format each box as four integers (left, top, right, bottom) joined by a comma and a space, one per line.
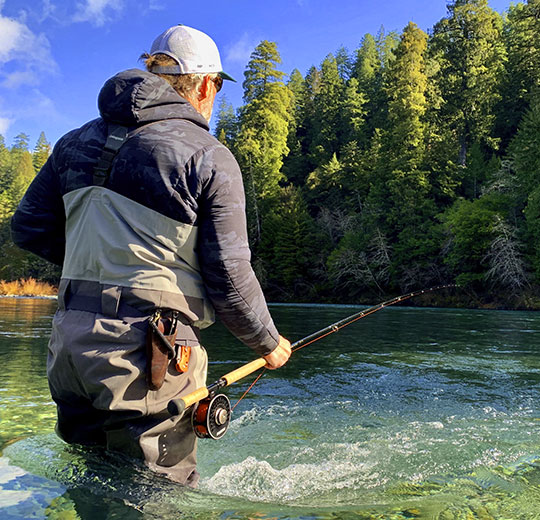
0, 278, 57, 296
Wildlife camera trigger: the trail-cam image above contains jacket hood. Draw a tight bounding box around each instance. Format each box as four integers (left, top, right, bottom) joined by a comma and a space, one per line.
97, 68, 209, 130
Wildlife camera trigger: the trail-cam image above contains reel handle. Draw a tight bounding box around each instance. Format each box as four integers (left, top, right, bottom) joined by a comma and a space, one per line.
168, 386, 210, 416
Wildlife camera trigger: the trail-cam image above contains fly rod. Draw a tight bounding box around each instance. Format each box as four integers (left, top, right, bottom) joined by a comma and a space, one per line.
168, 284, 454, 439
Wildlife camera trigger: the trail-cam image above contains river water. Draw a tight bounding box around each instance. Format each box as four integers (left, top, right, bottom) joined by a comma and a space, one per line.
1, 297, 539, 519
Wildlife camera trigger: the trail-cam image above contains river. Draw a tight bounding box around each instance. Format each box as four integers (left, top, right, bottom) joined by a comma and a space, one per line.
1, 297, 539, 519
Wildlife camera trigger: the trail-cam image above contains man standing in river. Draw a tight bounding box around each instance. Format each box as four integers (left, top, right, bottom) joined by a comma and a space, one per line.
11, 24, 291, 487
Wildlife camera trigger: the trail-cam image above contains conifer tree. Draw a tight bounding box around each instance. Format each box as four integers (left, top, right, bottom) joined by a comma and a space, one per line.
353, 34, 379, 94
242, 40, 286, 104
430, 0, 506, 166
265, 186, 313, 291
510, 98, 540, 278
385, 22, 428, 173
213, 96, 237, 149
235, 41, 291, 243
32, 132, 51, 173
498, 0, 540, 150
309, 54, 344, 166
352, 34, 380, 144
335, 46, 352, 81
7, 149, 35, 212
0, 135, 10, 191
342, 77, 367, 145
282, 69, 308, 185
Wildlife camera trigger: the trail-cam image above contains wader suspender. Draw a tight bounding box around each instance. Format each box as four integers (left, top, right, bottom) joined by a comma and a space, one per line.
93, 124, 129, 186
90, 120, 194, 391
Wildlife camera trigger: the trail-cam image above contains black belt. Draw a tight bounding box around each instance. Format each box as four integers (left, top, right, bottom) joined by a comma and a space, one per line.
65, 293, 149, 331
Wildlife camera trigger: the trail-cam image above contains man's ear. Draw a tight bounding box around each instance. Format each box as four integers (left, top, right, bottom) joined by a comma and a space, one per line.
198, 75, 213, 101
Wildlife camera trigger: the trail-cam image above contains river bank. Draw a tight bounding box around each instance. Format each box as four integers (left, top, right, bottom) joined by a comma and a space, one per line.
2, 278, 539, 311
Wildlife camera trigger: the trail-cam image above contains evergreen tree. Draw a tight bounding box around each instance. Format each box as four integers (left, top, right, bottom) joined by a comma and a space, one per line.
353, 33, 379, 94
0, 135, 10, 192
6, 149, 35, 214
335, 45, 352, 81
259, 186, 316, 297
235, 40, 291, 242
213, 96, 238, 149
242, 40, 286, 104
282, 69, 309, 185
497, 0, 540, 150
510, 98, 540, 278
430, 0, 506, 166
32, 132, 51, 173
308, 54, 344, 166
342, 77, 367, 145
352, 34, 380, 144
385, 22, 428, 173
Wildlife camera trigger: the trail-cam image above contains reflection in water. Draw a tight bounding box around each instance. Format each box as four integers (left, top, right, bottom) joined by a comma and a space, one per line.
1, 298, 540, 519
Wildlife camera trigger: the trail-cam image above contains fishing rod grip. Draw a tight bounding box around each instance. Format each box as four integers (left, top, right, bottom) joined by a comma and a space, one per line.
168, 387, 210, 416
223, 357, 267, 385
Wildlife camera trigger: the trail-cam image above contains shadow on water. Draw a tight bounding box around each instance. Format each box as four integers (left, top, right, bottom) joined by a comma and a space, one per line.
2, 299, 540, 519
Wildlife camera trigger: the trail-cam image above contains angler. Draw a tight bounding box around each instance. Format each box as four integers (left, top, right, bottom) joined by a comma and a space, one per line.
10, 24, 291, 488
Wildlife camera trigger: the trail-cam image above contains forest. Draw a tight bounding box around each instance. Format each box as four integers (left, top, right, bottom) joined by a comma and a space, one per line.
1, 0, 539, 308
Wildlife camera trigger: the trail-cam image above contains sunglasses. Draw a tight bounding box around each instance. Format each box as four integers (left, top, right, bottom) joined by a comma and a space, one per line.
212, 75, 223, 93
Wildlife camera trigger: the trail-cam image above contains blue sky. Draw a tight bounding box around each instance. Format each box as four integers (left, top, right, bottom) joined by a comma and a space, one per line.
0, 0, 513, 148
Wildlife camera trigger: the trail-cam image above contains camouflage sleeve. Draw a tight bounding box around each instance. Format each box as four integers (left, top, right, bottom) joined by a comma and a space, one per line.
196, 145, 280, 357
11, 151, 66, 266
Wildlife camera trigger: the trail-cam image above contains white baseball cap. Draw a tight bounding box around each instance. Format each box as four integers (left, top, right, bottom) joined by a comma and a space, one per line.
149, 24, 235, 82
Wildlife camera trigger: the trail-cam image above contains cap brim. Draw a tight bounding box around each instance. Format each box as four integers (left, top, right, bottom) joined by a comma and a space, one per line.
219, 71, 236, 82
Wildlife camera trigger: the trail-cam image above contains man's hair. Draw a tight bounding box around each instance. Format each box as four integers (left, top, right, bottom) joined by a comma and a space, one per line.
140, 53, 206, 98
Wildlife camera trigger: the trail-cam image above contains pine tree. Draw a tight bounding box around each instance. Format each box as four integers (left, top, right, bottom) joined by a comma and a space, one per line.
385, 22, 428, 173
335, 46, 352, 81
259, 186, 315, 296
0, 135, 10, 192
242, 40, 286, 104
32, 132, 51, 173
510, 98, 540, 278
309, 54, 344, 166
342, 77, 367, 145
430, 0, 506, 166
497, 1, 540, 150
282, 68, 308, 185
213, 96, 238, 149
352, 34, 380, 144
235, 41, 292, 243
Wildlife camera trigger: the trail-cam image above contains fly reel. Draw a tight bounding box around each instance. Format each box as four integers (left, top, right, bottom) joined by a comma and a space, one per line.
191, 394, 231, 439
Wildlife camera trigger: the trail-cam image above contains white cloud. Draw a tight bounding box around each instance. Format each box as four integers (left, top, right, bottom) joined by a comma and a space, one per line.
148, 0, 165, 11
0, 117, 12, 136
73, 0, 124, 26
224, 33, 259, 65
0, 16, 24, 61
0, 13, 57, 87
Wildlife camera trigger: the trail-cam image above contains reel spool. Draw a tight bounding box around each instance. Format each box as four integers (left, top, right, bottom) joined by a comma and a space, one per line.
191, 394, 231, 439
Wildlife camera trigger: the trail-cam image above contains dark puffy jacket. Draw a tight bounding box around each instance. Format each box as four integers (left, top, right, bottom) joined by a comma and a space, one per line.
11, 68, 279, 355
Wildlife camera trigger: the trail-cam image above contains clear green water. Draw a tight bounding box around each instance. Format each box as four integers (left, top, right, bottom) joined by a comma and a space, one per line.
1, 298, 540, 519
